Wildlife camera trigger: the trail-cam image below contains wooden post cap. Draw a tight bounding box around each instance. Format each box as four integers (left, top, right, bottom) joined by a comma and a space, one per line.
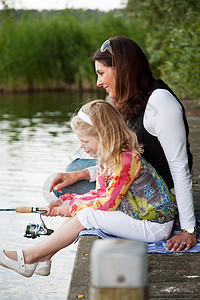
90, 239, 148, 288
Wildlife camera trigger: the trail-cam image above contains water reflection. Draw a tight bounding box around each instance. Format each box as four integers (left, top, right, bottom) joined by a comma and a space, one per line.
0, 90, 103, 299
0, 91, 102, 141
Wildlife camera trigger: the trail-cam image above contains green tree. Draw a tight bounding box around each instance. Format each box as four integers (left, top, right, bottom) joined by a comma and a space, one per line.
126, 0, 200, 99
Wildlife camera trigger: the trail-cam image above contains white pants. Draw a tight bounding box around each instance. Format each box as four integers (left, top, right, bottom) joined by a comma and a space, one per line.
77, 208, 174, 243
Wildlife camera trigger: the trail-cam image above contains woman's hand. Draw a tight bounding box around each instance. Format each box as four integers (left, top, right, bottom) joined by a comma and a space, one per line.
49, 170, 90, 193
166, 232, 197, 251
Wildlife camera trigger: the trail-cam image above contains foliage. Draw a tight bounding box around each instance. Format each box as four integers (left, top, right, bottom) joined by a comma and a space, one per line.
0, 1, 199, 99
126, 0, 200, 99
0, 8, 145, 92
0, 10, 93, 90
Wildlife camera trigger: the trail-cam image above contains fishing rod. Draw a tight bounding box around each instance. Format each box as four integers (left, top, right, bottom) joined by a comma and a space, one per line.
0, 208, 16, 212
0, 206, 56, 239
0, 206, 50, 213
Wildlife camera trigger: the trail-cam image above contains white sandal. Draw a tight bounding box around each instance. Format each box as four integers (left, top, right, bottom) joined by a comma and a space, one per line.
34, 260, 51, 276
0, 250, 37, 277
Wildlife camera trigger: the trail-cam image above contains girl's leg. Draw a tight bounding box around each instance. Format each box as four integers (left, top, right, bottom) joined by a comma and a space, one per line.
5, 216, 85, 264
38, 217, 73, 262
77, 208, 174, 243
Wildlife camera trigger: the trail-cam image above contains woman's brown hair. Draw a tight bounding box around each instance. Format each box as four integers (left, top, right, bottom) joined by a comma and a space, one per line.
92, 36, 155, 121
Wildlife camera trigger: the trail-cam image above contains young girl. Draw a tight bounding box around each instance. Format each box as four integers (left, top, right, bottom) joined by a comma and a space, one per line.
0, 100, 177, 278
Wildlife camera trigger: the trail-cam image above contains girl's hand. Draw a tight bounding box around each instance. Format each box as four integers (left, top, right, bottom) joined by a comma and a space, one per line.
45, 198, 63, 217
56, 201, 71, 217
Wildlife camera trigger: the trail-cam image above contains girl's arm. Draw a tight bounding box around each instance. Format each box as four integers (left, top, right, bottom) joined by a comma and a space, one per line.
64, 151, 141, 217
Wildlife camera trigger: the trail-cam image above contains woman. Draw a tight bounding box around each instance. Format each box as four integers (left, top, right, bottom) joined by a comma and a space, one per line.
50, 36, 197, 252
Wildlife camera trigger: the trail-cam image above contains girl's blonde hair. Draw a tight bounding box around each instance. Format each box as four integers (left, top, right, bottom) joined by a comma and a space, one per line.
71, 100, 143, 169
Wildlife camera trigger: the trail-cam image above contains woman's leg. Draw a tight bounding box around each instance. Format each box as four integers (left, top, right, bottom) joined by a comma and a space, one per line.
77, 208, 174, 243
5, 216, 85, 264
53, 158, 97, 197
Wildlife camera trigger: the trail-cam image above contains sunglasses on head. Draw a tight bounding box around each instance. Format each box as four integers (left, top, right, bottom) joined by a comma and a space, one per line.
100, 39, 112, 54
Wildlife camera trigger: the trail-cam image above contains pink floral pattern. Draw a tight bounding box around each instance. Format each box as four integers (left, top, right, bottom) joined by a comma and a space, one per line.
60, 150, 141, 217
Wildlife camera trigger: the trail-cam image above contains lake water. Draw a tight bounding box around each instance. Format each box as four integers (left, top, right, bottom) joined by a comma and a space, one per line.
0, 90, 102, 300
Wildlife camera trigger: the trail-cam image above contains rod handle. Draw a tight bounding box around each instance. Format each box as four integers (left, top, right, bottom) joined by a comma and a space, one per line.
15, 206, 48, 213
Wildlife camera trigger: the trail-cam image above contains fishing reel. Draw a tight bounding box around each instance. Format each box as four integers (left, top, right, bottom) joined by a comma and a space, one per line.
24, 211, 54, 239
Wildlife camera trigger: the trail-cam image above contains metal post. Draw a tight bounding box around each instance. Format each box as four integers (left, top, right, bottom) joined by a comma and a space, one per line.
90, 239, 148, 300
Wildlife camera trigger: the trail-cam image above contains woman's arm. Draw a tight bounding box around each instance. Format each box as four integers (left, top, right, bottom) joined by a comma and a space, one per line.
49, 169, 91, 193
144, 89, 196, 250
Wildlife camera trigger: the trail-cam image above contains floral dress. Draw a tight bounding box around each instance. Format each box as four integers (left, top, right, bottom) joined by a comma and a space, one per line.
60, 150, 177, 223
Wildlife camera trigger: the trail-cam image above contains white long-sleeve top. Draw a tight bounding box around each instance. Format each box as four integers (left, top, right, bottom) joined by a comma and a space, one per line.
88, 89, 196, 229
